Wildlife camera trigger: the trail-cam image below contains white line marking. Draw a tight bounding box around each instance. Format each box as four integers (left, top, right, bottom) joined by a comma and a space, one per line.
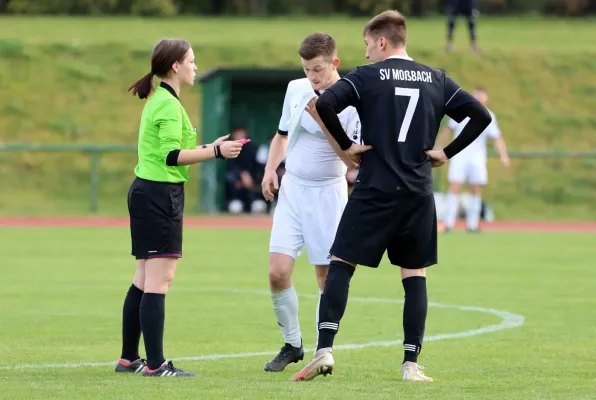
0, 288, 524, 370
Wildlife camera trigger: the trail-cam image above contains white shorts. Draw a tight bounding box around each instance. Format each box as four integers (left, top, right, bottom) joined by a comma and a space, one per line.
447, 157, 488, 185
269, 174, 348, 265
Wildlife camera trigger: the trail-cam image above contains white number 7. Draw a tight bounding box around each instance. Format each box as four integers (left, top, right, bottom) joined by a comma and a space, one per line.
395, 87, 420, 142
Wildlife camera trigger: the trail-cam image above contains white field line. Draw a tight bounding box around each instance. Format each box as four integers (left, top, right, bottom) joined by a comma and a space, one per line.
0, 288, 524, 371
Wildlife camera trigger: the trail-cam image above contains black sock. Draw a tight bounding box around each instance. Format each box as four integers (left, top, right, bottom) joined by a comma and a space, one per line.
140, 293, 166, 370
447, 16, 456, 40
402, 276, 428, 364
120, 284, 143, 361
317, 261, 355, 350
467, 16, 477, 41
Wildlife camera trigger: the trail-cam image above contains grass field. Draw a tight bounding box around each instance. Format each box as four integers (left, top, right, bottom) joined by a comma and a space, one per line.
1, 220, 595, 399
1, 16, 596, 219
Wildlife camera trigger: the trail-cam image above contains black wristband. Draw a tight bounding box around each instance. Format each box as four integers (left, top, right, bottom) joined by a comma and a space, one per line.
214, 144, 224, 159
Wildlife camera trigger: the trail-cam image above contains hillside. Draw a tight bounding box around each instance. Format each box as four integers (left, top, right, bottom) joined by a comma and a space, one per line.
0, 16, 595, 219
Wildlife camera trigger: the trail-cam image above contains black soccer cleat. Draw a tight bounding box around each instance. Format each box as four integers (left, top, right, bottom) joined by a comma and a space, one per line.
115, 358, 146, 373
142, 360, 197, 377
264, 342, 305, 372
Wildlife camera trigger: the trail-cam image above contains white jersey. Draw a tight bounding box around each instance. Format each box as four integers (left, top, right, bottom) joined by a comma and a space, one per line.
278, 78, 361, 185
447, 109, 500, 162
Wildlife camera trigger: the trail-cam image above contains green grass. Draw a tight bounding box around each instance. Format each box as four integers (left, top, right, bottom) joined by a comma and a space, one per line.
0, 16, 595, 219
1, 226, 595, 399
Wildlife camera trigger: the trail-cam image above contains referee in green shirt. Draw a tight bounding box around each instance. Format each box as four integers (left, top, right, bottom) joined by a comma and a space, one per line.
115, 39, 245, 378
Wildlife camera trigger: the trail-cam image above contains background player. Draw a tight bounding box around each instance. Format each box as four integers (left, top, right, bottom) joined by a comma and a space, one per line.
445, 0, 479, 52
292, 10, 493, 383
260, 33, 367, 373
435, 87, 510, 232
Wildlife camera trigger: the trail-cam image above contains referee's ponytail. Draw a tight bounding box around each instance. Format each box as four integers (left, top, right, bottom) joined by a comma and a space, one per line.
128, 38, 191, 100
128, 72, 155, 99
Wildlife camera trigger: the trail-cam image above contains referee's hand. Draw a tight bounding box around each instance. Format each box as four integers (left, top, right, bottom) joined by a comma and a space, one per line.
220, 140, 244, 159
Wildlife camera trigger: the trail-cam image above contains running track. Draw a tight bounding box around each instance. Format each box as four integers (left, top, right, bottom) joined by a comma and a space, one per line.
0, 216, 595, 232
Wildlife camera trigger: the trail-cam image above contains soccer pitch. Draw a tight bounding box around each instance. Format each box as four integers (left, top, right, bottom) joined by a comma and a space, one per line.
1, 222, 595, 399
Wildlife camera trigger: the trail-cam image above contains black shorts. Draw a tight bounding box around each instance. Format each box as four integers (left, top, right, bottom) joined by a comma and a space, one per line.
446, 0, 475, 17
127, 177, 185, 260
330, 188, 437, 269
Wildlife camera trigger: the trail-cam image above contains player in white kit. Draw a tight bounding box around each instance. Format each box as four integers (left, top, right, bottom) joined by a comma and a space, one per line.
435, 87, 510, 232
260, 33, 369, 373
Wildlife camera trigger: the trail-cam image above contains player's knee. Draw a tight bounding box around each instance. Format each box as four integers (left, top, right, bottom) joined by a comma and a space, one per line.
268, 268, 291, 289
401, 268, 426, 280
268, 254, 294, 289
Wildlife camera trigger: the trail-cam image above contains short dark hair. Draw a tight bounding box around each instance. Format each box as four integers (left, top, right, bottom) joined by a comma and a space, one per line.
475, 87, 488, 93
298, 32, 337, 61
363, 10, 408, 47
128, 39, 191, 99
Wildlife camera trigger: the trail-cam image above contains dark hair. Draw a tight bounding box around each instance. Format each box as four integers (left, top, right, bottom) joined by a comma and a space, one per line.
363, 10, 407, 47
298, 32, 337, 60
128, 39, 191, 99
475, 86, 488, 93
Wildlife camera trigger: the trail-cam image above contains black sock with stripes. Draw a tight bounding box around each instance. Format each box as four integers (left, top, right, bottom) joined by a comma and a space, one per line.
316, 260, 355, 351
120, 284, 143, 361
140, 293, 166, 370
402, 276, 428, 364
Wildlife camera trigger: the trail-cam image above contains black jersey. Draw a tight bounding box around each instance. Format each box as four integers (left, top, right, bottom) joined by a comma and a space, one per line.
320, 56, 480, 196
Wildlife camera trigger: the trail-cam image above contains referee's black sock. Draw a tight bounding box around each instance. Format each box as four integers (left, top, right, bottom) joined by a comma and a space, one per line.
317, 260, 355, 351
402, 276, 428, 364
120, 284, 144, 361
140, 293, 166, 370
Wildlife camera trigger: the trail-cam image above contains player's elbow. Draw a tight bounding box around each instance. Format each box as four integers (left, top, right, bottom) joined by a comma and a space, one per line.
478, 106, 492, 128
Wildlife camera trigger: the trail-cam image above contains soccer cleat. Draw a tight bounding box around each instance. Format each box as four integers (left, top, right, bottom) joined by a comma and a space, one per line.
115, 358, 146, 373
264, 342, 305, 372
142, 360, 197, 377
292, 349, 334, 381
402, 361, 433, 382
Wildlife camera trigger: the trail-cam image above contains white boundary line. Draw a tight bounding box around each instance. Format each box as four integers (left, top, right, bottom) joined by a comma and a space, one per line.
0, 288, 524, 371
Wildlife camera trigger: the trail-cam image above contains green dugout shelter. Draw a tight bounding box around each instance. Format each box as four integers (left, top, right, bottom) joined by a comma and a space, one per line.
195, 67, 351, 213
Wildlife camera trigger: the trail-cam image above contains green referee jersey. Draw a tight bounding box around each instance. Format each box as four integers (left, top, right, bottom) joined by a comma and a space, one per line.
134, 83, 197, 183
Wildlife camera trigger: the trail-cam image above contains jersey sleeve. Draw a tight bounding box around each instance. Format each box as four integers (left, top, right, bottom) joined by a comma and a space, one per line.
343, 108, 362, 144
485, 112, 501, 139
154, 99, 183, 162
443, 77, 478, 123
277, 82, 292, 135
326, 68, 363, 112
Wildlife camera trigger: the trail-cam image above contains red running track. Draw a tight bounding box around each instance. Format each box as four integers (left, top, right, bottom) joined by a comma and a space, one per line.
0, 216, 595, 232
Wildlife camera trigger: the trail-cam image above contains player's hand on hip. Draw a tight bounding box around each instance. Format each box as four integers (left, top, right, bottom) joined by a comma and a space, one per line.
220, 140, 243, 159
261, 169, 279, 202
211, 134, 230, 146
425, 149, 448, 167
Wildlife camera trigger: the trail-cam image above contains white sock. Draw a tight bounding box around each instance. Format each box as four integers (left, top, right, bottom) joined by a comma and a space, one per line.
466, 195, 482, 230
271, 286, 301, 348
315, 288, 323, 348
443, 193, 458, 229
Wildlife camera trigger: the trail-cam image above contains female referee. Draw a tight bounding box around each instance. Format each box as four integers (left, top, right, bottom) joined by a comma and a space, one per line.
114, 38, 245, 377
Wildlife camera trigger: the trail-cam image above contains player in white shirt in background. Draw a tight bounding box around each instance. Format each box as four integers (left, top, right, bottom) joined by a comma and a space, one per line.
435, 87, 510, 232
260, 32, 369, 373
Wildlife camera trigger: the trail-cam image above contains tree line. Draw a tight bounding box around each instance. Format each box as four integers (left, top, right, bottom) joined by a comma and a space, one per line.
0, 0, 594, 16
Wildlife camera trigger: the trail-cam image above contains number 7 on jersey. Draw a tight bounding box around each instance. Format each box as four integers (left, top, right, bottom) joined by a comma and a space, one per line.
395, 87, 420, 143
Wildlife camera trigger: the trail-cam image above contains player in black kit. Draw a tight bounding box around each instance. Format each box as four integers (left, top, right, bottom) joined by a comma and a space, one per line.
292, 10, 492, 383
446, 0, 479, 52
